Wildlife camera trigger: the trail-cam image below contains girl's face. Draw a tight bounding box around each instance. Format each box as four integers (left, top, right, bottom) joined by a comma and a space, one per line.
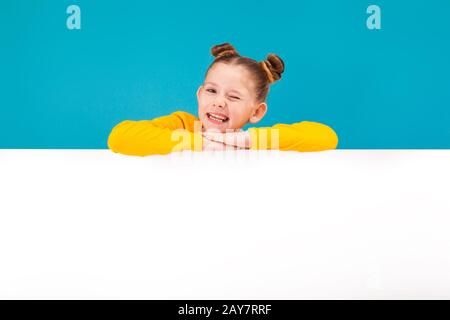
197, 62, 266, 132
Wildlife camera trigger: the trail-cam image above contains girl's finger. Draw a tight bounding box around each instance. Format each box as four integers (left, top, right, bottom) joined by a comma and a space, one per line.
205, 134, 224, 142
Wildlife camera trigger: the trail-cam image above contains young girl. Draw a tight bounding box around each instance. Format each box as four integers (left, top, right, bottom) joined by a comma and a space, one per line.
107, 43, 338, 156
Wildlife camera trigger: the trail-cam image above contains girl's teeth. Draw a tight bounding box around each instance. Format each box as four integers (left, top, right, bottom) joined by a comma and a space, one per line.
208, 113, 228, 122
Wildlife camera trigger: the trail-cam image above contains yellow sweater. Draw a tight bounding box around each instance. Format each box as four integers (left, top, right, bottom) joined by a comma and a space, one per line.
107, 111, 339, 156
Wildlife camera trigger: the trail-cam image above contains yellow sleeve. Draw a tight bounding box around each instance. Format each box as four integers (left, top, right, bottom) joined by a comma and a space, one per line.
248, 121, 339, 152
107, 111, 203, 156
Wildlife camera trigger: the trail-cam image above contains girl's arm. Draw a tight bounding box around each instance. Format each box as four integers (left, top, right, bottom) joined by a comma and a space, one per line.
249, 121, 339, 152
107, 111, 203, 156
203, 121, 339, 152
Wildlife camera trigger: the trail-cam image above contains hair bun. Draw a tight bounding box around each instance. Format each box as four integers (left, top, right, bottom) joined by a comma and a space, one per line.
260, 54, 285, 83
211, 43, 239, 59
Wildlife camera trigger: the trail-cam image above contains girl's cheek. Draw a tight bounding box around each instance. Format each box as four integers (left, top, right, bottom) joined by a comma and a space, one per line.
200, 96, 210, 107
199, 102, 206, 111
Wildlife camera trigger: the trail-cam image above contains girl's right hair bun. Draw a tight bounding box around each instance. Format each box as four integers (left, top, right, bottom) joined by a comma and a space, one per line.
211, 43, 239, 59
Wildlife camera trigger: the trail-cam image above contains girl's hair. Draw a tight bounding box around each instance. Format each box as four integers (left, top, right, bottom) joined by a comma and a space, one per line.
206, 43, 285, 102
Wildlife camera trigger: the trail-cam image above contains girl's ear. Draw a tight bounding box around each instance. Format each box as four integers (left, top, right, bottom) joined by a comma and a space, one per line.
196, 85, 203, 101
249, 102, 267, 124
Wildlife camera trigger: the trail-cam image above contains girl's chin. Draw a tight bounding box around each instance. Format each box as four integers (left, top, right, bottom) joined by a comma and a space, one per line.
202, 125, 228, 133
201, 120, 231, 132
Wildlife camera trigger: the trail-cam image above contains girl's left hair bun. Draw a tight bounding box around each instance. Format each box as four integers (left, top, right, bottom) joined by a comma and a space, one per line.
260, 54, 285, 84
211, 43, 239, 59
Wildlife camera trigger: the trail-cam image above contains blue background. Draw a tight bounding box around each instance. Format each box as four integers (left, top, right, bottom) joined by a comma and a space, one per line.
1, 0, 449, 149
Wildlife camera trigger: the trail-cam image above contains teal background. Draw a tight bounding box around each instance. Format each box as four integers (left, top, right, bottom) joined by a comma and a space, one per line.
1, 0, 449, 149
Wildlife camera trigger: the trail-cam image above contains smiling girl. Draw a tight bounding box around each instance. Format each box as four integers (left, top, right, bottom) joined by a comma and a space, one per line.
107, 43, 338, 156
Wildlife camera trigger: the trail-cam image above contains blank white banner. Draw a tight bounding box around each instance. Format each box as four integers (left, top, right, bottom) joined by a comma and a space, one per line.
0, 150, 449, 299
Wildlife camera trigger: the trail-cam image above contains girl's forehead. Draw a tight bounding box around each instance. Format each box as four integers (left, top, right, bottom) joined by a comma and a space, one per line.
206, 63, 255, 93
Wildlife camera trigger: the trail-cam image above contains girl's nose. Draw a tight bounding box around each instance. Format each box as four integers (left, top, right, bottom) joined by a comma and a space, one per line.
213, 96, 226, 108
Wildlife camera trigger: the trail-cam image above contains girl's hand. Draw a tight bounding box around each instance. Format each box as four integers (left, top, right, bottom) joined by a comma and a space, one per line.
202, 136, 238, 151
201, 131, 251, 149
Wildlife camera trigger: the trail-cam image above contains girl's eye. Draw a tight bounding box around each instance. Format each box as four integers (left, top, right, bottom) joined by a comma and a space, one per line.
206, 88, 216, 93
229, 96, 240, 100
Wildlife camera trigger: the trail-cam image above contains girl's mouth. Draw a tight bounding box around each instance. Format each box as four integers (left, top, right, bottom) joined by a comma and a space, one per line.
206, 112, 229, 124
